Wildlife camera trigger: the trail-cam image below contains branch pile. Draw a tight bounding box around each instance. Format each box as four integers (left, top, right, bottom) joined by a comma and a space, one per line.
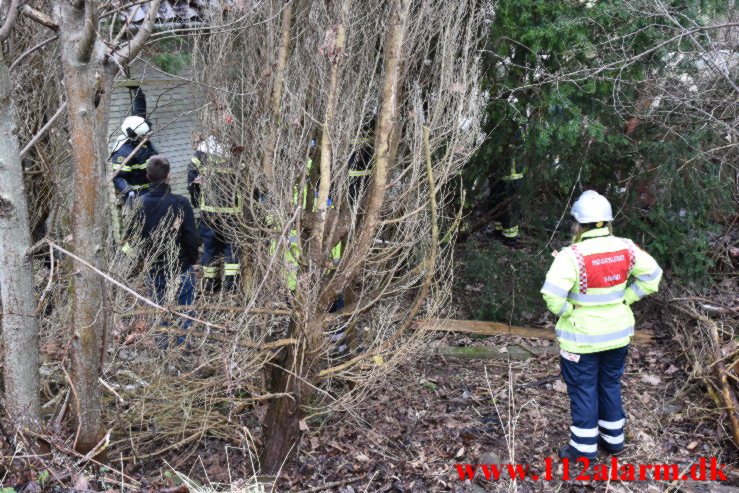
668, 290, 739, 449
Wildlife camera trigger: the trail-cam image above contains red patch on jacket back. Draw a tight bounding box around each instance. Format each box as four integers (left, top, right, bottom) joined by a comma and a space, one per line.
583, 249, 631, 288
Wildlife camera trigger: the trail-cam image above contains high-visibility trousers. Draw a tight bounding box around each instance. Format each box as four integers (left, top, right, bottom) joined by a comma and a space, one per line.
560, 345, 628, 458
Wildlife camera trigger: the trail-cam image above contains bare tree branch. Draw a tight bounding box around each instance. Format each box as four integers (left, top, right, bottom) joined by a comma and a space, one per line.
47, 240, 298, 349
0, 0, 21, 41
9, 35, 59, 70
113, 0, 162, 67
19, 103, 67, 157
261, 0, 293, 188
655, 0, 739, 96
314, 0, 353, 256
77, 1, 98, 63
21, 5, 59, 31
324, 0, 411, 304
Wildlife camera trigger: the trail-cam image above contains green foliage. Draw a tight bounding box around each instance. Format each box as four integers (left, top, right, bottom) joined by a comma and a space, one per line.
151, 52, 191, 74
150, 37, 191, 75
462, 0, 731, 287
468, 0, 671, 192
459, 240, 548, 324
622, 136, 730, 284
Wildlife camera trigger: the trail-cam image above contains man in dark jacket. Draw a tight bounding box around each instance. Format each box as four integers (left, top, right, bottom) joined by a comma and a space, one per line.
126, 155, 201, 343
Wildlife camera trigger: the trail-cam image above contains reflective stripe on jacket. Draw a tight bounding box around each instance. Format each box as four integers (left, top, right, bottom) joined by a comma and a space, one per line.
188, 150, 244, 213
111, 139, 158, 194
540, 227, 662, 354
271, 229, 342, 291
501, 157, 524, 181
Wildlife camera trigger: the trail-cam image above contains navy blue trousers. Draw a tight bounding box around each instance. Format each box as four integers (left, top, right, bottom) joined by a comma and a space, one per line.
489, 177, 522, 238
200, 221, 240, 290
560, 345, 628, 458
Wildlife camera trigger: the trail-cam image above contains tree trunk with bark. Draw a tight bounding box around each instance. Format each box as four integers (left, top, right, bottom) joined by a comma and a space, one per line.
0, 48, 42, 435
319, 0, 410, 307
261, 1, 293, 190
314, 0, 352, 255
54, 0, 160, 456
56, 16, 110, 453
63, 64, 110, 456
260, 328, 304, 474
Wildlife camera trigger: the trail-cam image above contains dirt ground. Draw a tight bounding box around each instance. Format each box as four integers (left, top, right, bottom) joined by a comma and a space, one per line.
150, 327, 739, 492
3, 240, 737, 492
269, 331, 739, 492
130, 267, 739, 493
9, 327, 736, 493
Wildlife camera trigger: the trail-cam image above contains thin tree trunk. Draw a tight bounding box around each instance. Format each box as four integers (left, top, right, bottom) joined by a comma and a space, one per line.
314, 0, 352, 255
260, 332, 303, 473
62, 61, 109, 456
262, 1, 355, 473
261, 308, 325, 474
320, 0, 410, 307
55, 0, 159, 458
0, 49, 41, 434
262, 1, 294, 190
262, 0, 411, 472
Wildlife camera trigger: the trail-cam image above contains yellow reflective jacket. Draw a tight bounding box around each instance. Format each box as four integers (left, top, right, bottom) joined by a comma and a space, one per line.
540, 228, 662, 354
189, 152, 245, 213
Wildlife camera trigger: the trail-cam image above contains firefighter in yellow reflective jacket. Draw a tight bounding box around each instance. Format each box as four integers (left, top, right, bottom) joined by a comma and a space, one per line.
187, 136, 244, 291
277, 142, 342, 292
489, 132, 524, 248
541, 190, 662, 460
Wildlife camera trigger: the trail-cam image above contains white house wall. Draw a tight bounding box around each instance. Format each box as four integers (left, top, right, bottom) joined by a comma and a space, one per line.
107, 59, 203, 198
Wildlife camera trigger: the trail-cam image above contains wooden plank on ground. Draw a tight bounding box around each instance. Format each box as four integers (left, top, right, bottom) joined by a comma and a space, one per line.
419, 318, 654, 346
436, 345, 559, 361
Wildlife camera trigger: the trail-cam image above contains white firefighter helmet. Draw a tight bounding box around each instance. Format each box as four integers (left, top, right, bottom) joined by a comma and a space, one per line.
571, 190, 613, 224
121, 116, 150, 140
198, 135, 227, 157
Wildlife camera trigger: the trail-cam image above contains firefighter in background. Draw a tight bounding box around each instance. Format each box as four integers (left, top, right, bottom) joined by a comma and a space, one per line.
187, 136, 244, 292
329, 132, 374, 353
112, 87, 158, 205
488, 126, 524, 248
279, 139, 343, 292
268, 140, 345, 352
541, 190, 662, 460
270, 135, 369, 354
347, 129, 374, 209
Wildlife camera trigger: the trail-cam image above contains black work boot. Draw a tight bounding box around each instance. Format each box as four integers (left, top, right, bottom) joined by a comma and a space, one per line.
503, 236, 522, 249
598, 438, 625, 457
558, 445, 596, 461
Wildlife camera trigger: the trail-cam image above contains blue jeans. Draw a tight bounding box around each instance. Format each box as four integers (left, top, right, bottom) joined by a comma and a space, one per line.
149, 267, 195, 348
560, 345, 628, 458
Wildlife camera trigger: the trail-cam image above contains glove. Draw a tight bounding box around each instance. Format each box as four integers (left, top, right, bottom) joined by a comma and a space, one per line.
124, 191, 135, 212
